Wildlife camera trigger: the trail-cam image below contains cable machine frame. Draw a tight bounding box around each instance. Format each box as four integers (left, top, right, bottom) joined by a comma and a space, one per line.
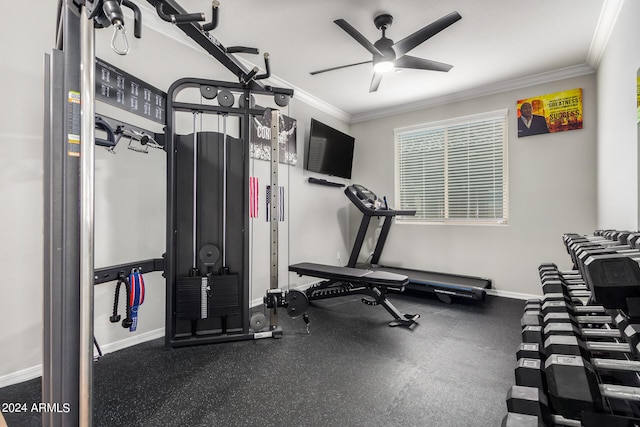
164, 78, 291, 347
45, 1, 294, 425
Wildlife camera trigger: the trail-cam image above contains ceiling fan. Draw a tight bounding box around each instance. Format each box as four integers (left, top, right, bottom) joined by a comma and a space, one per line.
310, 11, 462, 92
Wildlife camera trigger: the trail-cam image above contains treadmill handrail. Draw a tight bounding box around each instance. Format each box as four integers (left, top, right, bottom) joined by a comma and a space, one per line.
345, 184, 416, 217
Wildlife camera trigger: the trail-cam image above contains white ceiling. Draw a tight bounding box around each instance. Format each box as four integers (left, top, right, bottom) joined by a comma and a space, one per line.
155, 1, 617, 122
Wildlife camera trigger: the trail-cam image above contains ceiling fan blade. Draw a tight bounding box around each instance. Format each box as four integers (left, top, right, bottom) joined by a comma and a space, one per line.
369, 72, 383, 92
395, 55, 453, 72
310, 60, 372, 75
334, 19, 383, 56
393, 11, 462, 57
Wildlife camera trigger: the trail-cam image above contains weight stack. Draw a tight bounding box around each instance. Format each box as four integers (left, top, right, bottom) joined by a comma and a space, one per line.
176, 276, 206, 319
207, 274, 240, 317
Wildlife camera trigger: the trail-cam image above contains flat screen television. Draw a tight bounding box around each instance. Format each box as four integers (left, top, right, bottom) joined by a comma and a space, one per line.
305, 119, 355, 179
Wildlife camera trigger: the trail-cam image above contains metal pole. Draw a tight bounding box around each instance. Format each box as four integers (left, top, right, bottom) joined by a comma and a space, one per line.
79, 8, 95, 427
192, 112, 199, 270
222, 115, 227, 267
269, 109, 279, 328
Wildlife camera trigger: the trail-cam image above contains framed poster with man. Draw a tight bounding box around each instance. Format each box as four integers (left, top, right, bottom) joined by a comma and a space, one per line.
517, 88, 583, 138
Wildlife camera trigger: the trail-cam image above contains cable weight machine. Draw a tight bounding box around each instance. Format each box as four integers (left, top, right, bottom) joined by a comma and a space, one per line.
164, 79, 295, 346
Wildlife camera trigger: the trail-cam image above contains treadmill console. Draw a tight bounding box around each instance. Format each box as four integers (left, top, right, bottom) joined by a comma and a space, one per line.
344, 184, 382, 211
345, 184, 416, 216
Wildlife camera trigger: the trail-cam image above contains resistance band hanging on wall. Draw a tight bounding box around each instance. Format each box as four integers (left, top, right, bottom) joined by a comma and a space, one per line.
265, 185, 285, 221
128, 268, 145, 331
110, 268, 145, 332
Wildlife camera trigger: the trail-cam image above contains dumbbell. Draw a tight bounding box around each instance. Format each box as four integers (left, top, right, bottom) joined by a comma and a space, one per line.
537, 269, 591, 297
526, 292, 592, 311
538, 266, 585, 286
517, 324, 629, 391
501, 409, 639, 427
520, 308, 614, 331
514, 354, 640, 420
515, 337, 640, 391
522, 297, 615, 328
538, 264, 583, 281
538, 276, 591, 300
563, 232, 633, 257
522, 302, 609, 324
525, 300, 607, 318
581, 254, 640, 312
503, 384, 633, 427
561, 232, 628, 267
505, 385, 553, 427
516, 328, 638, 387
516, 317, 640, 395
504, 385, 640, 427
522, 324, 623, 350
609, 313, 640, 359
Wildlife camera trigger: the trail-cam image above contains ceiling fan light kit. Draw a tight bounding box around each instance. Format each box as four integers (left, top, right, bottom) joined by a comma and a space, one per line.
311, 11, 462, 92
373, 60, 394, 73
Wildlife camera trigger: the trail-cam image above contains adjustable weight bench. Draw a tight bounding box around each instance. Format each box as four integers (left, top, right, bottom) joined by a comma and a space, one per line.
289, 262, 420, 328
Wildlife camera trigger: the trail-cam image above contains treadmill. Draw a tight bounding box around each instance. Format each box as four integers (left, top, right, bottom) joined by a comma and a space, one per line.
345, 184, 492, 303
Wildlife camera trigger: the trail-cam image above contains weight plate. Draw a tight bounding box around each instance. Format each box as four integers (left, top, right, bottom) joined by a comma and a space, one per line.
218, 89, 235, 107
286, 290, 309, 319
200, 85, 217, 100
250, 312, 267, 331
199, 244, 220, 267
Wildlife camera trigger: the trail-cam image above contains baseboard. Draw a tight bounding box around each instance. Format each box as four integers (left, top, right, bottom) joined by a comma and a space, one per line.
486, 288, 541, 301
95, 328, 165, 355
0, 365, 43, 389
0, 328, 165, 389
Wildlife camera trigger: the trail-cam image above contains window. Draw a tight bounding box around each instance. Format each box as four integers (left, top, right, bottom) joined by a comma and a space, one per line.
394, 109, 508, 225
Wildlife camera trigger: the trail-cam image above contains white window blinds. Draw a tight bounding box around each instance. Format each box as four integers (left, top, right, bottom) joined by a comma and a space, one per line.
394, 109, 508, 224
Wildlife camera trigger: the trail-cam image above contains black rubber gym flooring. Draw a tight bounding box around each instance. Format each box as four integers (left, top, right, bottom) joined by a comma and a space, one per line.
0, 293, 524, 426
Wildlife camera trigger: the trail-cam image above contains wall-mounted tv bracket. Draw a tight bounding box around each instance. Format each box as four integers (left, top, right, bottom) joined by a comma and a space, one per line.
147, 0, 283, 94
81, 0, 142, 54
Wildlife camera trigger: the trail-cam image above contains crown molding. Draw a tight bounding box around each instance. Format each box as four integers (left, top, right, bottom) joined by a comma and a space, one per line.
350, 64, 595, 123
586, 0, 625, 68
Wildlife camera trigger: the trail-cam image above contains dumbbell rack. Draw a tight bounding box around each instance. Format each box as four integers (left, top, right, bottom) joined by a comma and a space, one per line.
503, 230, 640, 426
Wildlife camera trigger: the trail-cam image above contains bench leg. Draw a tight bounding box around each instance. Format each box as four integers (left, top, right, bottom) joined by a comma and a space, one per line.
361, 287, 420, 328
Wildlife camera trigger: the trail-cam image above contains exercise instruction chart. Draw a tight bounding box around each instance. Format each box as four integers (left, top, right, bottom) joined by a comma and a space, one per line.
95, 58, 166, 124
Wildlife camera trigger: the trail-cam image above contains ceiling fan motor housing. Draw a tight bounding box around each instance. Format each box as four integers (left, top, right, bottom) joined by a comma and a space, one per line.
374, 13, 393, 30
373, 37, 396, 64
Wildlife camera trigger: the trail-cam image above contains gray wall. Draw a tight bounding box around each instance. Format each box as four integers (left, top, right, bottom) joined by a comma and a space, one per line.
349, 74, 598, 296
596, 0, 640, 230
0, 1, 58, 386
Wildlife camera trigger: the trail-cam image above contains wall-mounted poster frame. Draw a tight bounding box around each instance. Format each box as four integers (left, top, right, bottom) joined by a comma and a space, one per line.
250, 113, 297, 165
517, 88, 583, 138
